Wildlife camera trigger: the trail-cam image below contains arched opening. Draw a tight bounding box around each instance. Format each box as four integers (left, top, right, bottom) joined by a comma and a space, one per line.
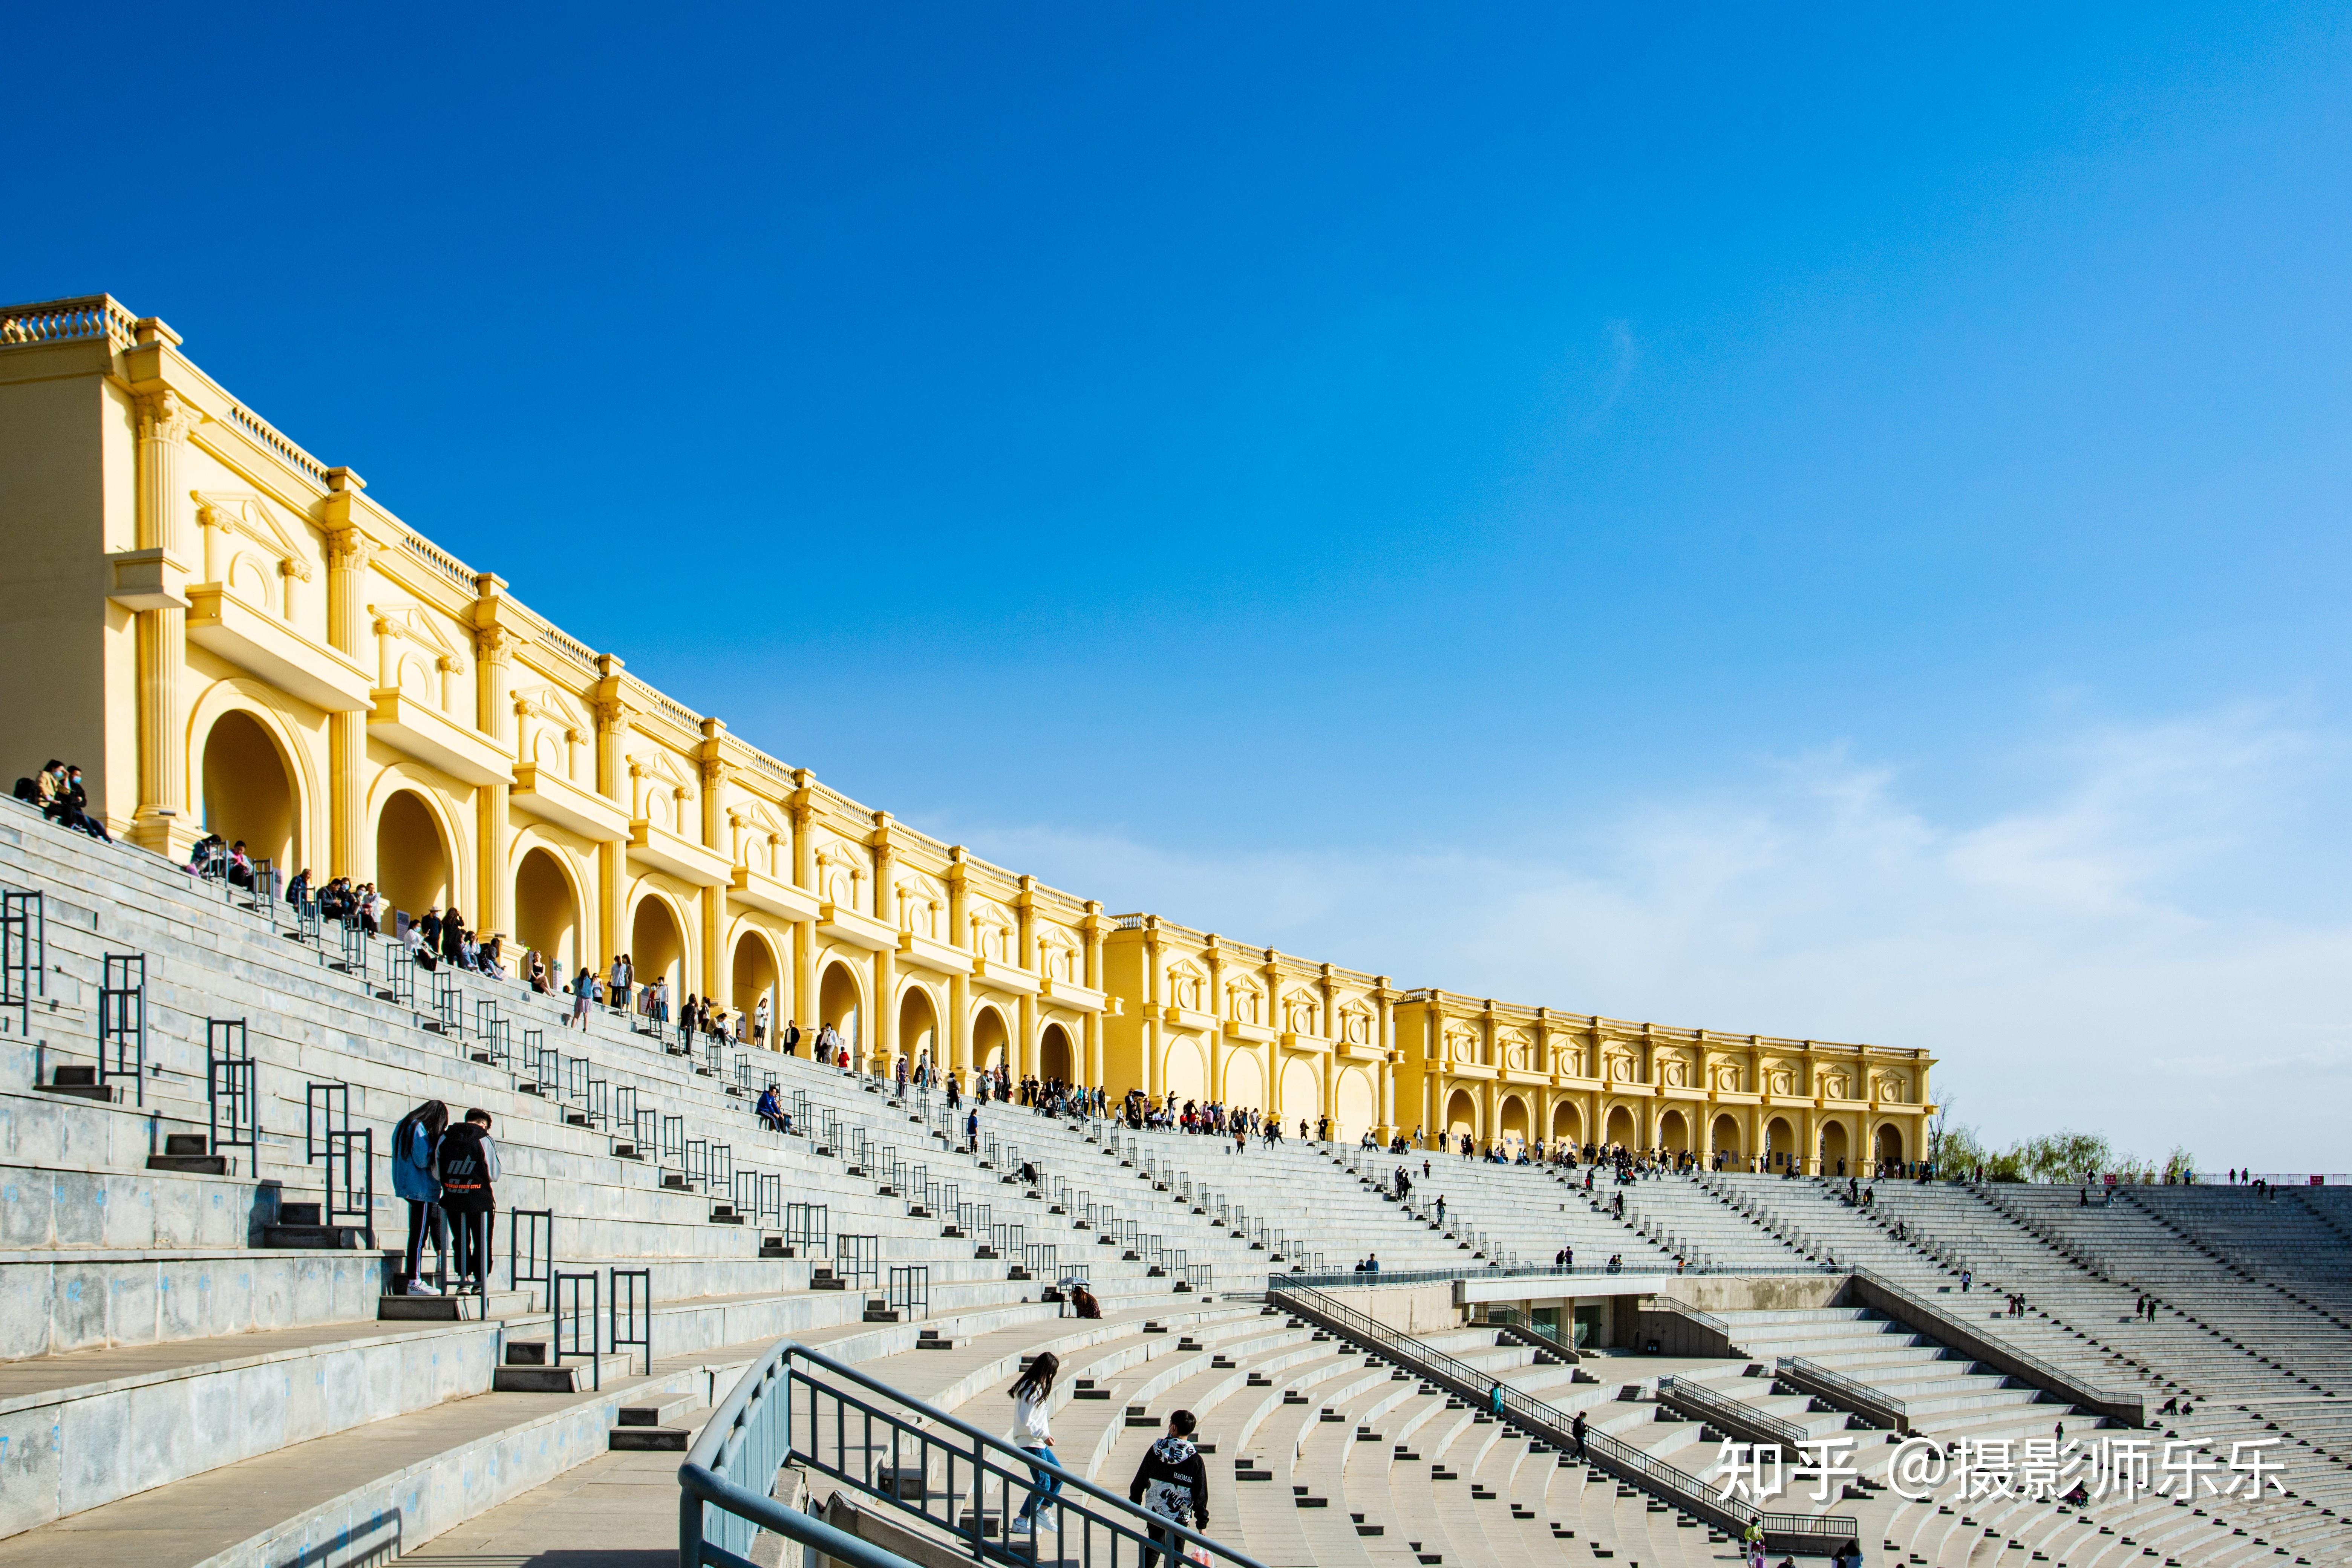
732, 933, 781, 1044
1335, 1068, 1375, 1141
1766, 1115, 1796, 1169
1444, 1088, 1478, 1142
1223, 1048, 1262, 1112
200, 710, 298, 874
1820, 1119, 1851, 1175
1659, 1109, 1689, 1155
1604, 1104, 1635, 1151
631, 896, 688, 997
1498, 1094, 1530, 1150
897, 984, 939, 1073
1039, 1022, 1075, 1083
513, 847, 580, 976
972, 1006, 1009, 1073
819, 962, 863, 1054
1553, 1101, 1583, 1145
1875, 1123, 1905, 1169
1278, 1056, 1320, 1126
375, 788, 451, 924
1711, 1114, 1743, 1159
1164, 1037, 1206, 1103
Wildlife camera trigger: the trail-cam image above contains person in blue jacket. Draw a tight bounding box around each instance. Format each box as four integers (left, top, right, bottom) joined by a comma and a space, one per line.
392, 1099, 450, 1294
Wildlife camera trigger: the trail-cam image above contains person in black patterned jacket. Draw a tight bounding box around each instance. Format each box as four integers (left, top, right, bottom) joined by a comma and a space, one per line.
1127, 1409, 1210, 1568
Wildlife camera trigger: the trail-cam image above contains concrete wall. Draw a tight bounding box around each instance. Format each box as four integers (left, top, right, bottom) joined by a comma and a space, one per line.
1320, 1282, 1459, 1335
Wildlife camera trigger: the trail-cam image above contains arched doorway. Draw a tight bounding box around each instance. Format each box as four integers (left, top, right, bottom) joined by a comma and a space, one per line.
897, 985, 939, 1073
1223, 1049, 1262, 1113
732, 933, 781, 1044
1444, 1087, 1478, 1143
819, 962, 863, 1055
1334, 1067, 1375, 1141
1498, 1094, 1530, 1151
514, 847, 580, 975
1604, 1104, 1635, 1151
1553, 1101, 1583, 1147
200, 710, 299, 874
1278, 1057, 1319, 1126
375, 788, 451, 923
1164, 1037, 1206, 1102
972, 1005, 1010, 1074
1820, 1119, 1851, 1174
1765, 1115, 1796, 1169
631, 896, 687, 997
1039, 1022, 1075, 1083
1711, 1114, 1742, 1160
1874, 1123, 1905, 1170
1659, 1109, 1689, 1155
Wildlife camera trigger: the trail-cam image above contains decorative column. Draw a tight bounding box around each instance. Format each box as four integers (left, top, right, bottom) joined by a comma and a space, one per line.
790, 772, 818, 1030
945, 846, 972, 1075
591, 656, 632, 966
1014, 876, 1038, 1081
1081, 901, 1107, 1089
1374, 980, 1396, 1138
321, 472, 373, 881
128, 387, 194, 855
700, 721, 731, 1006
472, 582, 516, 940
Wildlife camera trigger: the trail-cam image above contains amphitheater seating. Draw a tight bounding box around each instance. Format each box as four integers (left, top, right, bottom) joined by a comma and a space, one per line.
6, 802, 2352, 1565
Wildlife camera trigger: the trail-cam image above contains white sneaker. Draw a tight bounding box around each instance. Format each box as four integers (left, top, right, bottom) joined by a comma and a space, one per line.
406, 1279, 440, 1295
1032, 1516, 1058, 1533
1007, 1518, 1034, 1535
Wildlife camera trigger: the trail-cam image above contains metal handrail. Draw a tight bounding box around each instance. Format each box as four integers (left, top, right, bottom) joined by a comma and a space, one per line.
1775, 1356, 1908, 1433
1656, 1374, 1810, 1452
1281, 1259, 1833, 1290
1844, 1266, 2143, 1426
682, 1338, 1268, 1568
1269, 1284, 1857, 1551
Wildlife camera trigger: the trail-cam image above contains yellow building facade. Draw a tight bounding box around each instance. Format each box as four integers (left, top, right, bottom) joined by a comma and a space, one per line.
0, 295, 1932, 1167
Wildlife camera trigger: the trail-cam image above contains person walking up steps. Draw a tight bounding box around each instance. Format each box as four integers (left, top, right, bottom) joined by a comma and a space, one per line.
1006, 1352, 1063, 1536
1129, 1408, 1210, 1568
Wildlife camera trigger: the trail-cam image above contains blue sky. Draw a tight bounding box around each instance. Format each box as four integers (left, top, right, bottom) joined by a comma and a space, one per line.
12, 5, 2352, 1164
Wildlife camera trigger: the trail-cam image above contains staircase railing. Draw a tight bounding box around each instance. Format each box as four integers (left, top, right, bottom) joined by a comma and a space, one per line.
2, 884, 45, 1036
1268, 1282, 1858, 1555
1776, 1356, 1908, 1434
682, 1338, 1268, 1568
1843, 1267, 2143, 1426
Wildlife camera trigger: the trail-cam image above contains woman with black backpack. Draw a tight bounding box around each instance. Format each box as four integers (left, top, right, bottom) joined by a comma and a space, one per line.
391, 1100, 450, 1295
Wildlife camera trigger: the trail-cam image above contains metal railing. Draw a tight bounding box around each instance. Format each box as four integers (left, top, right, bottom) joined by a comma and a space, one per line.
554, 1271, 601, 1390
1776, 1356, 1909, 1433
1, 885, 43, 1037
1656, 1374, 1811, 1452
837, 1234, 880, 1292
380, 943, 418, 1009
510, 1208, 554, 1299
335, 916, 370, 979
1845, 1267, 2143, 1426
1269, 1283, 1856, 1553
611, 1266, 652, 1377
786, 1202, 831, 1253
681, 1338, 1267, 1568
305, 1081, 350, 1163
322, 1127, 377, 1248
887, 1265, 929, 1320
98, 953, 146, 1106
207, 1019, 257, 1154
1281, 1258, 1834, 1290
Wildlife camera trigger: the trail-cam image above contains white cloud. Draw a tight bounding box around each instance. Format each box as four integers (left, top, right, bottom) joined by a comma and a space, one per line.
966, 705, 2352, 1169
